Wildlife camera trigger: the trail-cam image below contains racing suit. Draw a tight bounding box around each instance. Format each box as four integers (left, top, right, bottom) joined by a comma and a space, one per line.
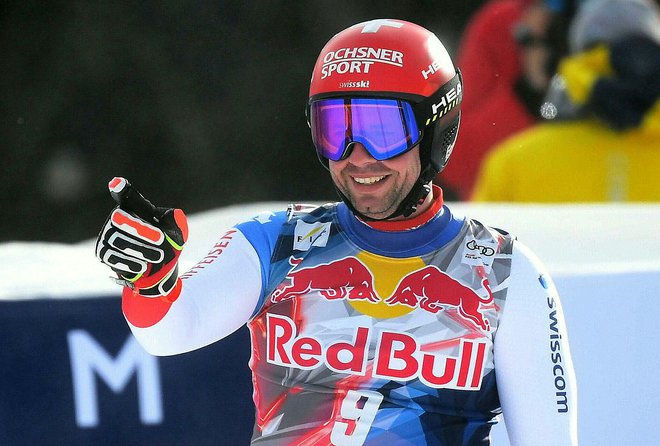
122, 190, 578, 445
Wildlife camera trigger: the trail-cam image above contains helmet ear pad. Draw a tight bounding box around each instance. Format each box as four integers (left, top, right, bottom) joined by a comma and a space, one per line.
420, 111, 461, 178
411, 68, 463, 177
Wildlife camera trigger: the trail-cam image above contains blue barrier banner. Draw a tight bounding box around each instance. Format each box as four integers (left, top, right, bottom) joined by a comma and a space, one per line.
0, 297, 254, 445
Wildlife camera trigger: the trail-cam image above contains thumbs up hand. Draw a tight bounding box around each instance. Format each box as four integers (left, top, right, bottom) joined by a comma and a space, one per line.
95, 177, 188, 300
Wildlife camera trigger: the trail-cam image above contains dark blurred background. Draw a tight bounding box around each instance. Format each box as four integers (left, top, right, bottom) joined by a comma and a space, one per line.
1, 0, 484, 243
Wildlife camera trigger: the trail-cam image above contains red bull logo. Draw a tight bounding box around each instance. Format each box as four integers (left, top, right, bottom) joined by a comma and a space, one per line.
267, 314, 488, 390
271, 256, 494, 332
385, 265, 493, 331
271, 257, 378, 303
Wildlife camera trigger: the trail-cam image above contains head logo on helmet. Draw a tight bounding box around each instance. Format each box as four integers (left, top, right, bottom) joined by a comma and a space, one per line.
308, 19, 463, 220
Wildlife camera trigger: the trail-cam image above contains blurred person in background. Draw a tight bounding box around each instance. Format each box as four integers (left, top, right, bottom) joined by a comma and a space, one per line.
472, 0, 660, 202
95, 19, 577, 445
436, 0, 573, 200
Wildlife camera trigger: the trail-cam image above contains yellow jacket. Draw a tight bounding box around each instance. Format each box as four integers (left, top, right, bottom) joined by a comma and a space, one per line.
471, 103, 660, 202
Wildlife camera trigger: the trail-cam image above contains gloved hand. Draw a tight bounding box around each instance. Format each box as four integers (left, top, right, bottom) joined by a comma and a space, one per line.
95, 177, 188, 300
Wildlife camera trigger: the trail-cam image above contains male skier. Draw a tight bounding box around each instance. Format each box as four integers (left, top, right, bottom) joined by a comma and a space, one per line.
96, 19, 577, 445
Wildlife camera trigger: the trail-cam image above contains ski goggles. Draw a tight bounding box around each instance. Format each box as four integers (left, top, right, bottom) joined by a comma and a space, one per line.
308, 98, 422, 161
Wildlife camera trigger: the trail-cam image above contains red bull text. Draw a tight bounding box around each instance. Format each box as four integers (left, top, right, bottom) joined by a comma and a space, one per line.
266, 314, 488, 390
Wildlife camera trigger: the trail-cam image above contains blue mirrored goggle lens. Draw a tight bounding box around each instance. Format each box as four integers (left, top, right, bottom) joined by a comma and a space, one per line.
310, 98, 420, 161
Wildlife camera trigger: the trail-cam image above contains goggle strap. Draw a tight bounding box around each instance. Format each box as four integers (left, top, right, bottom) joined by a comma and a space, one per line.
413, 70, 463, 129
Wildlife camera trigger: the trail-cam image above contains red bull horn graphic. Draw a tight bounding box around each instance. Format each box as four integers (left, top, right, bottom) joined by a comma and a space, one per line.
386, 265, 493, 331
271, 256, 379, 303
271, 256, 494, 332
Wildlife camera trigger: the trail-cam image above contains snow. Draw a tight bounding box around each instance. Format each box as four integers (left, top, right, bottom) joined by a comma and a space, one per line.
3, 201, 660, 299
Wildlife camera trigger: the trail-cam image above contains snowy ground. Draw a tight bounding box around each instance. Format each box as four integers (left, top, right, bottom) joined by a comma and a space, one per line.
4, 201, 660, 300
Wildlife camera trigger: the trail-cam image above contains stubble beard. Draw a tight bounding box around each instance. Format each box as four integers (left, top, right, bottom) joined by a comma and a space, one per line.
336, 172, 413, 220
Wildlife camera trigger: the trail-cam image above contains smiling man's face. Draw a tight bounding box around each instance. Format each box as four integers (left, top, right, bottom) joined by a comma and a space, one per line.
329, 143, 425, 220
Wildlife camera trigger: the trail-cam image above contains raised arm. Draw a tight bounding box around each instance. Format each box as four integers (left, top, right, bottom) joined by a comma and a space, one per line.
95, 177, 281, 356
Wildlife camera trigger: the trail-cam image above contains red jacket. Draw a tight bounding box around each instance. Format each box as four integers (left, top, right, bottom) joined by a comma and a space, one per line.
438, 0, 536, 200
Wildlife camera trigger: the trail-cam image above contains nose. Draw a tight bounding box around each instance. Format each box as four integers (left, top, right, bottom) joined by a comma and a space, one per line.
344, 143, 376, 166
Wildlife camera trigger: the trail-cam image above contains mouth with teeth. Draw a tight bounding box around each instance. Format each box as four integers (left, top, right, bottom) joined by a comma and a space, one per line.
353, 175, 387, 185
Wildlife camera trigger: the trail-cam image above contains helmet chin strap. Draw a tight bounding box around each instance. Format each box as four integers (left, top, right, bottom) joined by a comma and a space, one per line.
335, 165, 436, 222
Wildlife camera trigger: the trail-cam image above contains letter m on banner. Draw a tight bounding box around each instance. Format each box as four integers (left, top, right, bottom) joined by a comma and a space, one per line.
67, 329, 163, 428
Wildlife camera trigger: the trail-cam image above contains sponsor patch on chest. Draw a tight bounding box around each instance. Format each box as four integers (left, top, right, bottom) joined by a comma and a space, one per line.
461, 238, 498, 273
293, 221, 331, 251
